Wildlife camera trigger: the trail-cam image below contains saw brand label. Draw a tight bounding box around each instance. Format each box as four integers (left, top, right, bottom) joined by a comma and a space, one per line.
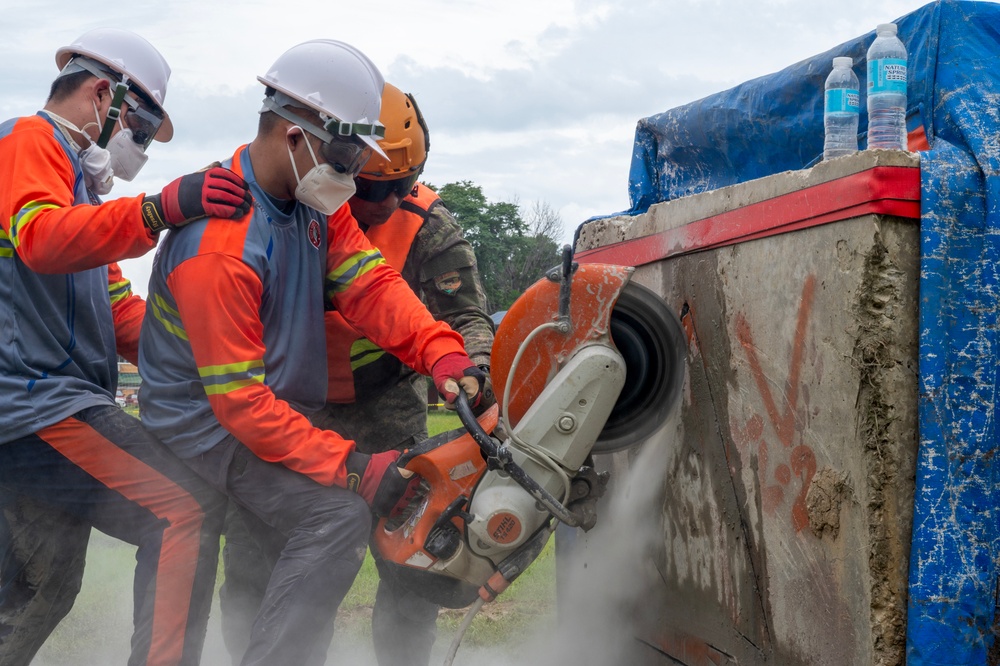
449, 460, 478, 480
868, 58, 907, 94
487, 512, 522, 545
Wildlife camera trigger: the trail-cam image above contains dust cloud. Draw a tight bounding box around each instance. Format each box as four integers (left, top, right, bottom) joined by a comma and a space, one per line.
437, 428, 673, 666
32, 432, 670, 666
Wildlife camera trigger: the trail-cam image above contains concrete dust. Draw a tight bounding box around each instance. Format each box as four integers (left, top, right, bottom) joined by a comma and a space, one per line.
542, 431, 674, 665
33, 429, 671, 666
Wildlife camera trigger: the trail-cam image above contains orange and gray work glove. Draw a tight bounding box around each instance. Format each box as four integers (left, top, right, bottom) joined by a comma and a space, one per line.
432, 352, 487, 409
140, 166, 252, 233
345, 450, 422, 517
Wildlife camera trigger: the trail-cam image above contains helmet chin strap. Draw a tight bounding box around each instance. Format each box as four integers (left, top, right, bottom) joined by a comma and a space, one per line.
96, 80, 130, 148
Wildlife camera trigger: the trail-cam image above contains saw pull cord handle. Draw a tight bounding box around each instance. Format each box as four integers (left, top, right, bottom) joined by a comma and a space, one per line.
455, 391, 579, 527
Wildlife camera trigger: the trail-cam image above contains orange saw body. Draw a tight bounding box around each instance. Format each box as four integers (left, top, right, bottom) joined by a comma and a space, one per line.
373, 256, 685, 608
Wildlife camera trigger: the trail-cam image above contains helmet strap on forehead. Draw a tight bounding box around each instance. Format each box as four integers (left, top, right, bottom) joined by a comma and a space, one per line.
262, 94, 333, 143
65, 56, 132, 148
322, 116, 385, 141
261, 91, 385, 143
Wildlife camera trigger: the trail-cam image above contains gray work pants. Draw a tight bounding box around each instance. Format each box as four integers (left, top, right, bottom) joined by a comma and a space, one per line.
185, 435, 370, 666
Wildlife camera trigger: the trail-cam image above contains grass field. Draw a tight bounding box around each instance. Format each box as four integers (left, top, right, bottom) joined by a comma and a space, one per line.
32, 410, 558, 665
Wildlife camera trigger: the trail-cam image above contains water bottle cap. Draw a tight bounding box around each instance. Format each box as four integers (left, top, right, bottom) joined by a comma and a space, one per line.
833, 57, 853, 69
876, 23, 898, 35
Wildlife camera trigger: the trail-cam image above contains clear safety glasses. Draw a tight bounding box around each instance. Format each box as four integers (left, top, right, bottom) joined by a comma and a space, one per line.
353, 171, 421, 203
319, 135, 372, 178
65, 57, 164, 149
121, 95, 164, 149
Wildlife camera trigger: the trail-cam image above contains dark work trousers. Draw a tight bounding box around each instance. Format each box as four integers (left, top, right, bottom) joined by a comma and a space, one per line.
0, 494, 89, 665
184, 434, 370, 666
0, 405, 226, 666
220, 386, 439, 666
314, 397, 440, 666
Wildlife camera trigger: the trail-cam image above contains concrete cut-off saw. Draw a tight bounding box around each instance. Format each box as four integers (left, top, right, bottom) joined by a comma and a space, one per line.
373, 249, 686, 662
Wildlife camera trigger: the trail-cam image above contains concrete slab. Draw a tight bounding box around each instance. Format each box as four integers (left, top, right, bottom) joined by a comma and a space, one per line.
567, 151, 920, 665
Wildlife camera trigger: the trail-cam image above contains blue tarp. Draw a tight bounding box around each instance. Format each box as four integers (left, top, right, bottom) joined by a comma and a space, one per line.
619, 2, 1000, 662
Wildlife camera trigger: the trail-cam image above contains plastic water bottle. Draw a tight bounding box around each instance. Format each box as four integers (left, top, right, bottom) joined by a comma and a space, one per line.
823, 57, 860, 160
866, 22, 908, 150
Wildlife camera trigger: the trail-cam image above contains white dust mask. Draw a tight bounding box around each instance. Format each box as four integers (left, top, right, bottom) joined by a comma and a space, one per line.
287, 128, 356, 215
47, 105, 114, 194
80, 144, 114, 194
106, 119, 148, 182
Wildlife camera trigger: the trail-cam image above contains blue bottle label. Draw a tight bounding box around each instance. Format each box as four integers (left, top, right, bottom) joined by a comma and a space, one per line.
868, 58, 907, 94
825, 88, 860, 113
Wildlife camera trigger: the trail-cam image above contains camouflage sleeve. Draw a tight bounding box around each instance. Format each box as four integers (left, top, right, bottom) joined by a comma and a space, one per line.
408, 202, 494, 368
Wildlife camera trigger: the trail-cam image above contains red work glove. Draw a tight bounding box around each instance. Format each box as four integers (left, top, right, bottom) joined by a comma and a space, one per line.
432, 352, 486, 408
141, 166, 252, 233
345, 450, 422, 517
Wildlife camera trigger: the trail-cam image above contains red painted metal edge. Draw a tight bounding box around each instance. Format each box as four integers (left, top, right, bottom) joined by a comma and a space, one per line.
576, 165, 920, 266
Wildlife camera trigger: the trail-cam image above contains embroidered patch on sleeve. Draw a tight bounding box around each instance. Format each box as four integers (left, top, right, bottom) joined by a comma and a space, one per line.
434, 271, 462, 296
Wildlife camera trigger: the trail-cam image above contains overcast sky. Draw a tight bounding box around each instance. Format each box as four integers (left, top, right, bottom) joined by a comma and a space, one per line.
1, 0, 959, 296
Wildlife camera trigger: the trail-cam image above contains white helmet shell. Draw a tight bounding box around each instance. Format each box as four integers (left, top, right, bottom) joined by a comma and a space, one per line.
55, 28, 173, 142
258, 39, 386, 156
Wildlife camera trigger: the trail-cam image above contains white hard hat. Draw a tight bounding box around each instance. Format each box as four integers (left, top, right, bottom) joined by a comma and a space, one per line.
55, 28, 173, 142
258, 39, 386, 156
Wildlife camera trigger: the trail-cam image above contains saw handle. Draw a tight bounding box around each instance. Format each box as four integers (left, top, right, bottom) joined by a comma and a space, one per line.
454, 391, 582, 528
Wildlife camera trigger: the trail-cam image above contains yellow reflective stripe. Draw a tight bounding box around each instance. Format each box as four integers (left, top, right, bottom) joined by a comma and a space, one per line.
10, 202, 60, 248
197, 359, 265, 379
151, 293, 188, 341
198, 359, 266, 396
349, 338, 384, 371
108, 278, 133, 306
0, 228, 16, 257
203, 376, 265, 396
326, 249, 385, 294
154, 293, 180, 318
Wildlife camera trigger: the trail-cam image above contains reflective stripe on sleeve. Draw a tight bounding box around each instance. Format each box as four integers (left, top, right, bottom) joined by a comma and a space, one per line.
108, 277, 134, 306
151, 292, 189, 341
326, 249, 385, 297
0, 228, 12, 258
197, 360, 265, 396
349, 338, 385, 371
10, 201, 60, 248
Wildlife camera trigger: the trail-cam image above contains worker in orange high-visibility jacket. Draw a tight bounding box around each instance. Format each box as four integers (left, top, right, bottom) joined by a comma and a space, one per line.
0, 27, 251, 666
219, 82, 495, 666
137, 40, 485, 666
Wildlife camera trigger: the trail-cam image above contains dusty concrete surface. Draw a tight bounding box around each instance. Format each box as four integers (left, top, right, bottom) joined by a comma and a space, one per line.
568, 151, 920, 665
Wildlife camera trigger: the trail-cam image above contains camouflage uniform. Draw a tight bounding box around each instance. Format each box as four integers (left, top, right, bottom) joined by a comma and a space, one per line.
312, 191, 494, 450
221, 186, 494, 666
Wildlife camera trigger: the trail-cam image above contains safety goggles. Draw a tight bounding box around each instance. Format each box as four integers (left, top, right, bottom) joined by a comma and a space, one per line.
353, 171, 421, 203
68, 57, 163, 149
318, 135, 372, 178
121, 95, 164, 149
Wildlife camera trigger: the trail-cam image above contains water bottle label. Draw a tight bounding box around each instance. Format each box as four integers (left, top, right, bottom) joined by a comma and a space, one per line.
868, 58, 907, 94
825, 88, 860, 113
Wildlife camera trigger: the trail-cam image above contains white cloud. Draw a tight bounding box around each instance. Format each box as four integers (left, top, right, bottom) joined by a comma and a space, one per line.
2, 0, 959, 294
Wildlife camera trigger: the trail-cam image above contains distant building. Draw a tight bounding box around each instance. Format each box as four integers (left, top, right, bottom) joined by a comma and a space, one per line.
117, 356, 140, 406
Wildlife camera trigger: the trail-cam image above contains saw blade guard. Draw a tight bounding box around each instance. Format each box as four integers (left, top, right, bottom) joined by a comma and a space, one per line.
492, 263, 685, 453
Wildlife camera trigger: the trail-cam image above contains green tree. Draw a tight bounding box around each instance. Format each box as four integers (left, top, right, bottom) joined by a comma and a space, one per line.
434, 181, 561, 312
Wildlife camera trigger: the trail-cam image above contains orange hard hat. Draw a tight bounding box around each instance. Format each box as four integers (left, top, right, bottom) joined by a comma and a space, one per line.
361, 83, 429, 180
